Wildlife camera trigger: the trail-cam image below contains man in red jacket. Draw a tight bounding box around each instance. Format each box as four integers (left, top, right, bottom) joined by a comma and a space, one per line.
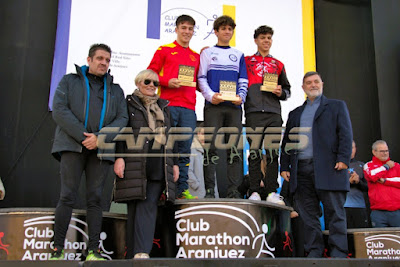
364, 140, 400, 227
148, 15, 200, 199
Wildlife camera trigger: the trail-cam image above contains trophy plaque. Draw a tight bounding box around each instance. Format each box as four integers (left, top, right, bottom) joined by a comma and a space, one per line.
178, 65, 196, 87
218, 80, 240, 101
260, 73, 278, 92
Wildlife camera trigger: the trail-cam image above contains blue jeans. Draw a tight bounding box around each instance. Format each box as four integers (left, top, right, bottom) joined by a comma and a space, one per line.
169, 106, 196, 195
371, 210, 400, 227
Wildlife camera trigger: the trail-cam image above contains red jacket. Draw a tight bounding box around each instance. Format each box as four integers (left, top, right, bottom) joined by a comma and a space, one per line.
148, 41, 200, 111
244, 53, 290, 115
364, 156, 400, 211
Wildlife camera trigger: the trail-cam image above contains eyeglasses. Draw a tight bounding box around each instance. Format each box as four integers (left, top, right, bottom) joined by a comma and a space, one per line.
376, 150, 389, 153
143, 79, 159, 87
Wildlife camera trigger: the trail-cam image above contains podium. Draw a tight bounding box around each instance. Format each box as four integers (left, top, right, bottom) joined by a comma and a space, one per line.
0, 200, 293, 260
351, 227, 400, 259
152, 199, 293, 258
0, 208, 126, 260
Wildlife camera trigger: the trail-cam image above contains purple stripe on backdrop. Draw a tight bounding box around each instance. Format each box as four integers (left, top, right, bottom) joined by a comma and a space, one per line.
146, 0, 161, 39
48, 0, 72, 110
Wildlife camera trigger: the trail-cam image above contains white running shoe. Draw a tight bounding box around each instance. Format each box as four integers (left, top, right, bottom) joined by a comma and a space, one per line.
248, 192, 261, 201
134, 253, 150, 259
266, 192, 285, 205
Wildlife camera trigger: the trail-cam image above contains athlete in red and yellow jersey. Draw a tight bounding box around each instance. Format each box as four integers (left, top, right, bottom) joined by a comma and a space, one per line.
147, 15, 199, 199
148, 40, 199, 110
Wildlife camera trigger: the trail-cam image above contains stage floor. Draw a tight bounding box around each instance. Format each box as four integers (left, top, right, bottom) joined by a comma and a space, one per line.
2, 258, 400, 267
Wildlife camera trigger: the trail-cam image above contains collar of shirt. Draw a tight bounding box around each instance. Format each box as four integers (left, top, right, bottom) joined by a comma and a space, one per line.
306, 94, 322, 106
87, 72, 105, 83
255, 51, 272, 58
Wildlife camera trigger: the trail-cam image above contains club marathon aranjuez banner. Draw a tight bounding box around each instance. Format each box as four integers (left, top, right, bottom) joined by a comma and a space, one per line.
49, 0, 315, 122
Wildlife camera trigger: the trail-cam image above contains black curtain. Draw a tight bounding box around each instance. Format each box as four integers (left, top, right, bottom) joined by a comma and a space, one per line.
314, 0, 381, 162
0, 0, 60, 208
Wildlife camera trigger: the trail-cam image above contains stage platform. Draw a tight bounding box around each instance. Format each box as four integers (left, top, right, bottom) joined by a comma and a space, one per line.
0, 200, 293, 260
1, 258, 400, 267
2, 203, 400, 262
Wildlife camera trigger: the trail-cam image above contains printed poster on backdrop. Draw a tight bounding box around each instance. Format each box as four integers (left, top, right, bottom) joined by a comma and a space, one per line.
49, 0, 307, 122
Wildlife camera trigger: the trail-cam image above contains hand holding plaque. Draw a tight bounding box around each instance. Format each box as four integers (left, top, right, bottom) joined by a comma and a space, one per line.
217, 80, 240, 102
261, 73, 278, 92
177, 65, 196, 87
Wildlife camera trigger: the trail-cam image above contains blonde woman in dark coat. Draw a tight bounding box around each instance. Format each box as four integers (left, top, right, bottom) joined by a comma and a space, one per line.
114, 69, 179, 259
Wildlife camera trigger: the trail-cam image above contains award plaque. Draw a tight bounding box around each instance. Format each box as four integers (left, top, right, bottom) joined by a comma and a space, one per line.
178, 65, 196, 87
260, 73, 278, 92
218, 80, 240, 101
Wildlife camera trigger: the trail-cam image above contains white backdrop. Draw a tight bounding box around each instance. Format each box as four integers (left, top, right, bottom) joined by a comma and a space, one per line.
60, 0, 306, 122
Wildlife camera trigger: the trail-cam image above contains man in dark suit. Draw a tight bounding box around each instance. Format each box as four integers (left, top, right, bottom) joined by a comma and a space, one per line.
280, 71, 353, 258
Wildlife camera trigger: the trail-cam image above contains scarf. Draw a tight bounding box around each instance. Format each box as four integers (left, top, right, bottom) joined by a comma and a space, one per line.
133, 89, 166, 144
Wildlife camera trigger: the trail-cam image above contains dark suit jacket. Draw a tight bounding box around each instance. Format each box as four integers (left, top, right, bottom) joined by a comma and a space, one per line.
280, 95, 353, 193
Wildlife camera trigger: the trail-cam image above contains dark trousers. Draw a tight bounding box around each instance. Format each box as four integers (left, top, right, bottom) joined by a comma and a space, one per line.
246, 112, 282, 195
54, 149, 110, 250
295, 159, 348, 258
345, 207, 370, 228
203, 104, 243, 193
292, 216, 305, 257
125, 180, 164, 258
169, 106, 196, 195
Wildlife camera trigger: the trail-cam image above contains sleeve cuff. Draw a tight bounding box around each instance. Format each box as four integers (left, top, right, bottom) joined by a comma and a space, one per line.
384, 164, 390, 170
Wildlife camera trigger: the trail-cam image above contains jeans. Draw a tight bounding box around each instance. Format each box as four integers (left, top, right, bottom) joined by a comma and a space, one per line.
169, 106, 197, 195
371, 210, 400, 227
54, 149, 110, 250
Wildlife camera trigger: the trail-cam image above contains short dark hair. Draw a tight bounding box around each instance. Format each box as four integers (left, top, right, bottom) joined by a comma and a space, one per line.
176, 14, 195, 27
254, 25, 274, 39
88, 44, 112, 58
213, 15, 236, 31
303, 71, 322, 83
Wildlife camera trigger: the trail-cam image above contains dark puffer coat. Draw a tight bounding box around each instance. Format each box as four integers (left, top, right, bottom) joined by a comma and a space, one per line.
114, 94, 176, 202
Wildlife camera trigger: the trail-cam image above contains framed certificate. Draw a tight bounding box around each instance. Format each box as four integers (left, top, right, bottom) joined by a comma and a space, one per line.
178, 65, 196, 87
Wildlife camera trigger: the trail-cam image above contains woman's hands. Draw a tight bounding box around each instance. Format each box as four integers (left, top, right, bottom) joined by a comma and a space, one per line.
114, 158, 125, 178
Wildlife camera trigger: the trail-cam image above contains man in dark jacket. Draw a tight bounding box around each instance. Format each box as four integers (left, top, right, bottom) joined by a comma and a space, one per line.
280, 71, 353, 258
50, 44, 128, 260
344, 140, 370, 228
244, 25, 291, 202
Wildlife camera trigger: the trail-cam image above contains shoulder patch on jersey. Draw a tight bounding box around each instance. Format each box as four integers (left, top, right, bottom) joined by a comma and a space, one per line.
163, 43, 176, 48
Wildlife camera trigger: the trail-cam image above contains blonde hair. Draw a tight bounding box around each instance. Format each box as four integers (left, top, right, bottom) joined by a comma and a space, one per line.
134, 69, 158, 86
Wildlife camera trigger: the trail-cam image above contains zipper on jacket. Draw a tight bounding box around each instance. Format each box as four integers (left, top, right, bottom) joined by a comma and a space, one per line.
161, 104, 170, 200
131, 95, 170, 200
